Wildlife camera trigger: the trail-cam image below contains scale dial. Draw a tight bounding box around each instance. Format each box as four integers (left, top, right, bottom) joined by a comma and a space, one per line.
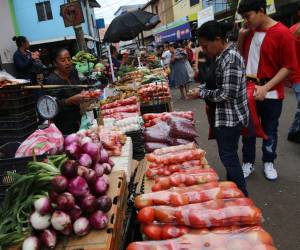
37, 95, 59, 120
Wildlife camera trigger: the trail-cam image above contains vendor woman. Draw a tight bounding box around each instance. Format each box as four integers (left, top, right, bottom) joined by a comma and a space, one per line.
44, 48, 92, 134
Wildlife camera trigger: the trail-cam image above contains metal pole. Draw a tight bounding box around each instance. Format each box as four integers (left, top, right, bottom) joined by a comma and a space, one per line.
106, 44, 116, 82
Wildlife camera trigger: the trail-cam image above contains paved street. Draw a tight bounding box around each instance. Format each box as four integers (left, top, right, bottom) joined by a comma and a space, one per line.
171, 86, 300, 250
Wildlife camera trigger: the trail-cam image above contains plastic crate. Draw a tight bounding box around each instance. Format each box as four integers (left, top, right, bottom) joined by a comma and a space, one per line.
0, 102, 36, 117
0, 124, 37, 146
0, 94, 35, 111
0, 112, 37, 130
0, 142, 21, 159
140, 102, 170, 115
0, 121, 37, 138
0, 155, 46, 202
0, 87, 30, 99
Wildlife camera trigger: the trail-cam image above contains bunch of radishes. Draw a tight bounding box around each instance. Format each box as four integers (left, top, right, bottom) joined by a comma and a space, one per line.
22, 159, 113, 249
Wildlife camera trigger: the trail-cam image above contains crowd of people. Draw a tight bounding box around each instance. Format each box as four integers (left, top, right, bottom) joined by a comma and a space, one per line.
10, 0, 299, 196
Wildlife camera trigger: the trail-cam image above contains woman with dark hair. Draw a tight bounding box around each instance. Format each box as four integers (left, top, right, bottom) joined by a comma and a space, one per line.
189, 21, 249, 196
12, 36, 40, 82
169, 43, 191, 99
44, 48, 92, 134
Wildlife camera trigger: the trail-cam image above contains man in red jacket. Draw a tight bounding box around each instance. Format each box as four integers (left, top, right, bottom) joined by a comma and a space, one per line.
288, 3, 300, 143
237, 0, 298, 180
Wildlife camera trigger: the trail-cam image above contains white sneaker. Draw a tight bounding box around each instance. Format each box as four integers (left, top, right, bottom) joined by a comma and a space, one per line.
242, 163, 254, 178
264, 162, 278, 181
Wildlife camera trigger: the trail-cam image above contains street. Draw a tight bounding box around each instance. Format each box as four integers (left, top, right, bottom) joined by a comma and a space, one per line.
171, 86, 300, 250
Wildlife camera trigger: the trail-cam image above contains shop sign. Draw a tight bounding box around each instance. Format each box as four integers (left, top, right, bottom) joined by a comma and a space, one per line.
197, 6, 214, 28
155, 22, 191, 43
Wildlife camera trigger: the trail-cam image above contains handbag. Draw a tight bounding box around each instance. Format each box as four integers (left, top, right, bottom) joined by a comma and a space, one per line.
184, 60, 194, 81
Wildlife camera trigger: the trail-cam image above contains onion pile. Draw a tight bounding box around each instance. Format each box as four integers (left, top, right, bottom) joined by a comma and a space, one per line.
22, 136, 114, 249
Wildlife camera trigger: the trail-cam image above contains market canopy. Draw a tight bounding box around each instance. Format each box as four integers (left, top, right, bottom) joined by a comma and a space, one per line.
103, 10, 160, 43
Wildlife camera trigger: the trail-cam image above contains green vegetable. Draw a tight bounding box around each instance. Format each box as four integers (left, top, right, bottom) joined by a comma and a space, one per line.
0, 155, 68, 248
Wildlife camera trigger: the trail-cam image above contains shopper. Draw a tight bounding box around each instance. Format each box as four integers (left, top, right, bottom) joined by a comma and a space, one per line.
237, 0, 298, 180
189, 21, 249, 196
110, 45, 121, 71
12, 36, 40, 82
169, 43, 191, 100
161, 43, 172, 67
288, 3, 300, 143
45, 48, 92, 134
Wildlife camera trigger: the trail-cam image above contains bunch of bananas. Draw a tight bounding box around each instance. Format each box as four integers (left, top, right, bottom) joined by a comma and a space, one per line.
72, 51, 97, 63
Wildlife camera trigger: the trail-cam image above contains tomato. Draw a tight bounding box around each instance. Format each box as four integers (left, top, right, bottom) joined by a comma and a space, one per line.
152, 183, 162, 192
154, 207, 176, 223
147, 154, 156, 162
168, 164, 179, 173
188, 211, 207, 228
153, 192, 171, 206
185, 175, 197, 186
219, 181, 237, 189
127, 242, 149, 250
170, 175, 181, 187
161, 224, 181, 240
137, 207, 155, 224
234, 198, 255, 207
170, 193, 189, 206
135, 195, 154, 209
143, 224, 162, 240
157, 168, 164, 175
178, 225, 189, 236
146, 169, 157, 179
204, 199, 225, 210
163, 170, 171, 176
158, 177, 171, 190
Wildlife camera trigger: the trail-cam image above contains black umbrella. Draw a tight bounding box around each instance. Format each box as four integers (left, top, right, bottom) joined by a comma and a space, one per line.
103, 10, 160, 43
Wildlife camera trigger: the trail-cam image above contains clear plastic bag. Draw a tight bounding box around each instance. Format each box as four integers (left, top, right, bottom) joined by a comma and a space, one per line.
135, 182, 244, 209
145, 142, 169, 153
151, 169, 219, 191
137, 198, 262, 228
128, 226, 276, 249
144, 122, 171, 144
166, 116, 198, 140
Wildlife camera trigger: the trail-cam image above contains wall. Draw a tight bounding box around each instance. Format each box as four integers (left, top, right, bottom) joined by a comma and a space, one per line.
173, 0, 202, 21
0, 0, 17, 73
202, 0, 229, 14
13, 0, 93, 44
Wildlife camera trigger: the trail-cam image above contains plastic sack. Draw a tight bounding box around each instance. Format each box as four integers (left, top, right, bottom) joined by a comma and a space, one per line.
145, 142, 169, 153
101, 96, 137, 110
137, 198, 262, 228
15, 124, 64, 158
135, 181, 244, 209
144, 122, 171, 144
101, 104, 140, 116
166, 116, 198, 140
151, 169, 219, 191
151, 143, 197, 156
143, 111, 194, 123
128, 226, 275, 249
147, 148, 206, 165
242, 82, 268, 140
169, 138, 195, 146
149, 159, 203, 169
146, 165, 210, 179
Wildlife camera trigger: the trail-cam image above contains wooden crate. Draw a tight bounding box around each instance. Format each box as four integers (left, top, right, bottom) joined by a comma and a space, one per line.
56, 170, 127, 250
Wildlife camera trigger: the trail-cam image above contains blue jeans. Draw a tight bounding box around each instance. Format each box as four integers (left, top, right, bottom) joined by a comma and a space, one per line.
289, 84, 300, 133
243, 99, 283, 164
215, 124, 248, 196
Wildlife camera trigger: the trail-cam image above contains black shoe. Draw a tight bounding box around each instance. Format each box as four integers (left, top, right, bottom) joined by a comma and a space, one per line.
287, 132, 300, 144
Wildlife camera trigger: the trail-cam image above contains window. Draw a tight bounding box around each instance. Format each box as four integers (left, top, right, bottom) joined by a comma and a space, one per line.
36, 1, 53, 22
190, 0, 200, 7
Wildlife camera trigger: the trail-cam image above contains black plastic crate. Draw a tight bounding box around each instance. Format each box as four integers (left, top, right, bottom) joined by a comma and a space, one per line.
0, 112, 37, 130
0, 102, 36, 117
0, 87, 31, 99
0, 155, 46, 202
0, 94, 35, 111
0, 125, 37, 146
0, 108, 37, 121
0, 121, 37, 137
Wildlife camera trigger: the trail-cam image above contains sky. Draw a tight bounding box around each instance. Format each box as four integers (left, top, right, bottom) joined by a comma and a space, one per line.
95, 0, 149, 26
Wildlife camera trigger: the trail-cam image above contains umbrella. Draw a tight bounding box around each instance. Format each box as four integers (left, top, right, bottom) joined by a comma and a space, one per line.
103, 10, 160, 43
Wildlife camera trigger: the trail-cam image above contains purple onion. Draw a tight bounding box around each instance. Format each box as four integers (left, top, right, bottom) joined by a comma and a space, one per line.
97, 195, 112, 213
77, 165, 89, 177
22, 236, 40, 250
83, 168, 97, 184
80, 194, 98, 214
65, 143, 81, 158
102, 163, 112, 175
82, 142, 100, 162
99, 148, 109, 163
94, 163, 104, 177
51, 211, 71, 231
79, 154, 93, 168
68, 176, 90, 198
30, 211, 51, 230
69, 205, 82, 222
40, 229, 57, 249
61, 160, 78, 179
64, 133, 79, 147
73, 217, 91, 236
93, 176, 109, 196
56, 192, 75, 211
89, 210, 108, 230
51, 176, 68, 193
33, 196, 52, 215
